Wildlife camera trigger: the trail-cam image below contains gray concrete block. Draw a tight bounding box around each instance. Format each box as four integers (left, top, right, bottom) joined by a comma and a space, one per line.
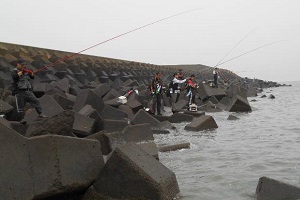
99, 105, 127, 120
73, 112, 95, 137
228, 94, 252, 112
137, 142, 159, 160
159, 142, 190, 152
0, 123, 33, 200
102, 119, 128, 132
227, 114, 239, 120
169, 113, 193, 123
27, 135, 104, 199
25, 110, 75, 137
52, 93, 74, 110
24, 95, 64, 123
50, 77, 70, 93
132, 109, 161, 127
126, 99, 143, 113
256, 176, 300, 200
93, 83, 110, 97
118, 104, 135, 120
93, 142, 180, 200
73, 89, 105, 114
87, 130, 111, 155
122, 123, 154, 142
184, 115, 218, 131
0, 99, 14, 114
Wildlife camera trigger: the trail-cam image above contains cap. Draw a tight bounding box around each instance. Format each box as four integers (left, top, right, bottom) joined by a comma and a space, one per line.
17, 59, 26, 65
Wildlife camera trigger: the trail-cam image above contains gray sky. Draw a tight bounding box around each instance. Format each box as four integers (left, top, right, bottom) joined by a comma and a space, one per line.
1, 0, 300, 82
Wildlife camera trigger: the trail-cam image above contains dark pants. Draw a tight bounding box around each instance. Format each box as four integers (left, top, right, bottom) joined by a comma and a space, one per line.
214, 74, 218, 86
15, 90, 43, 119
151, 93, 162, 115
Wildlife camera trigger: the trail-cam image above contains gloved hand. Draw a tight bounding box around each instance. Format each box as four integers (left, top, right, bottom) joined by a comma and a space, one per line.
17, 71, 23, 76
23, 68, 34, 75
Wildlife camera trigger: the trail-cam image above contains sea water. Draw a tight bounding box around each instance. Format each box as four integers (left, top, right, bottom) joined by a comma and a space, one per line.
155, 81, 300, 200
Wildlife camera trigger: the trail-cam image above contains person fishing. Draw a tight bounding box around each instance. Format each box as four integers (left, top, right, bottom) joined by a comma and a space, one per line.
169, 73, 189, 114
175, 68, 185, 103
213, 67, 219, 87
11, 59, 48, 124
150, 72, 163, 116
186, 74, 197, 108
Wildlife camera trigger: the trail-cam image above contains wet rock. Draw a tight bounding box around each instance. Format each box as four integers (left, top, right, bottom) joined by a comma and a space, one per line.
99, 105, 127, 120
132, 109, 161, 127
126, 99, 143, 114
184, 115, 218, 131
261, 94, 267, 98
256, 176, 300, 200
0, 124, 104, 200
102, 119, 128, 132
169, 113, 193, 123
137, 142, 159, 160
159, 142, 190, 152
228, 94, 252, 112
72, 112, 95, 137
93, 83, 110, 97
92, 142, 180, 200
73, 89, 104, 114
227, 114, 239, 120
0, 99, 14, 114
268, 94, 275, 99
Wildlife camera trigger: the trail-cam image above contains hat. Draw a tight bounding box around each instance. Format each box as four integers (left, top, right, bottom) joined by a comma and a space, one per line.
17, 59, 26, 65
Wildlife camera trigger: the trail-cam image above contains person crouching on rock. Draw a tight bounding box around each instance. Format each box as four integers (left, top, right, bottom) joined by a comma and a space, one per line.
150, 72, 163, 116
11, 59, 48, 124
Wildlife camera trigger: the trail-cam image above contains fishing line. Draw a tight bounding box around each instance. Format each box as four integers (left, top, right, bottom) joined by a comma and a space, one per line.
34, 8, 201, 74
217, 40, 284, 66
214, 27, 258, 67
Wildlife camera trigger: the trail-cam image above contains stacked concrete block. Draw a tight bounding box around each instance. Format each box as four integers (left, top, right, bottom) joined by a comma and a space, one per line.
228, 94, 252, 112
92, 142, 180, 200
99, 105, 127, 120
159, 142, 190, 152
73, 112, 95, 137
132, 109, 161, 127
256, 176, 300, 200
0, 123, 104, 200
73, 89, 105, 114
184, 115, 218, 131
24, 95, 64, 123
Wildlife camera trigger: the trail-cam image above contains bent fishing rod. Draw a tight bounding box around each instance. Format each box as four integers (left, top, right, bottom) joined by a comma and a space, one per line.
34, 8, 201, 74
217, 40, 284, 66
214, 27, 258, 67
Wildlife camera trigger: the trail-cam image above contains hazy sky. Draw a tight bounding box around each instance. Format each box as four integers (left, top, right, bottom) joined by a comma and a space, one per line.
1, 0, 300, 82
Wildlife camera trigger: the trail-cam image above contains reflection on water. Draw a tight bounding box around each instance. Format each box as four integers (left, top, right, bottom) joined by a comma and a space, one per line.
155, 81, 300, 200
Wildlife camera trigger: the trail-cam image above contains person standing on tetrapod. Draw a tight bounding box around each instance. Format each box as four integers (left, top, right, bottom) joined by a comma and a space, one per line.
213, 67, 219, 87
169, 73, 189, 114
175, 68, 185, 103
186, 74, 198, 109
11, 59, 48, 124
150, 72, 163, 116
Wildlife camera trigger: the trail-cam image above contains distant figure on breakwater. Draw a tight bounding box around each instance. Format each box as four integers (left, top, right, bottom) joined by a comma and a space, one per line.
150, 72, 163, 116
213, 67, 219, 87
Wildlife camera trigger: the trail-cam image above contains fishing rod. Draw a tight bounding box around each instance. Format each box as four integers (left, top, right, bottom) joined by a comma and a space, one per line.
217, 40, 284, 66
34, 8, 201, 74
214, 27, 258, 67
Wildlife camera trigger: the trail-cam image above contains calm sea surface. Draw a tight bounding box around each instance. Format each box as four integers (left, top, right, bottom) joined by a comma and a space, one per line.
155, 81, 300, 200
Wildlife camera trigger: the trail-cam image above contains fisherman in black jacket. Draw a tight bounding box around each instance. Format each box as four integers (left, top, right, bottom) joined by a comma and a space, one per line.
11, 59, 47, 124
150, 72, 163, 115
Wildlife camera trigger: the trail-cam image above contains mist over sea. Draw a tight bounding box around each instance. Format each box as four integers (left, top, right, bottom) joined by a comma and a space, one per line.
155, 81, 300, 200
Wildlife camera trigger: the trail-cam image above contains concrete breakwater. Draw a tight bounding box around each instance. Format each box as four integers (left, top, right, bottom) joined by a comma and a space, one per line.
0, 41, 293, 200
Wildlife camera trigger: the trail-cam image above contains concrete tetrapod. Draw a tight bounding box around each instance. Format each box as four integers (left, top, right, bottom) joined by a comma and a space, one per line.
92, 142, 180, 200
0, 123, 104, 200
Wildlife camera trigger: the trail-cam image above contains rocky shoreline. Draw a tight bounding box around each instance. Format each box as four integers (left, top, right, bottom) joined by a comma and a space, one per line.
0, 42, 296, 200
